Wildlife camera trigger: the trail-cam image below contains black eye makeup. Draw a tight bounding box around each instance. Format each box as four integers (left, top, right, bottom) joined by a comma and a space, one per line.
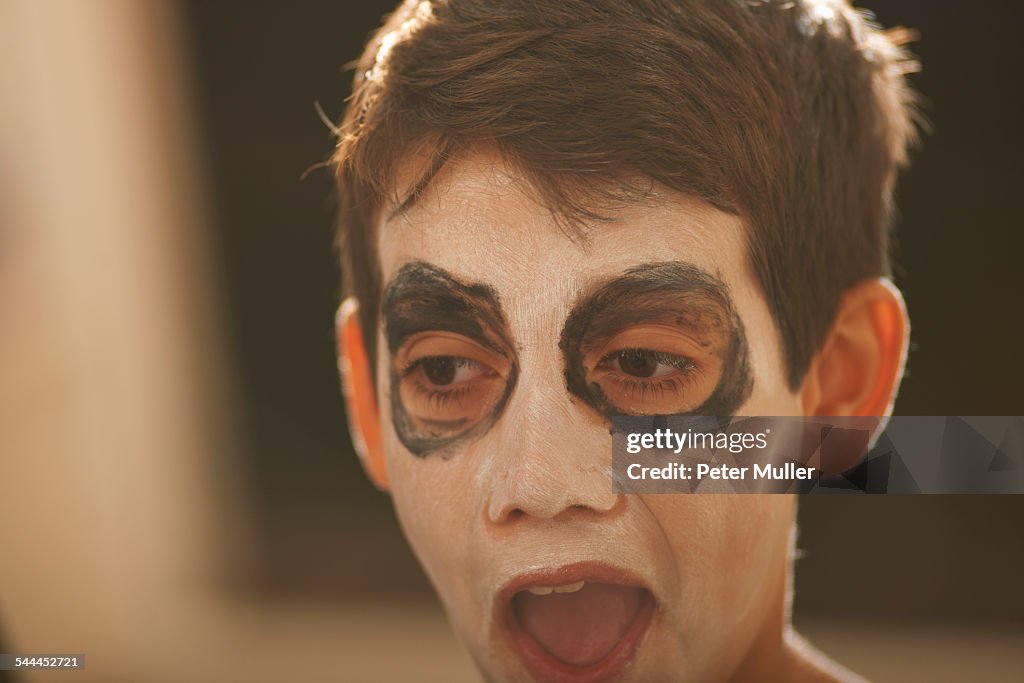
381, 260, 752, 456
559, 262, 753, 418
382, 261, 518, 457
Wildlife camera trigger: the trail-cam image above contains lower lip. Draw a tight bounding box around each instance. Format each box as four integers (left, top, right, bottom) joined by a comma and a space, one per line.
499, 566, 657, 683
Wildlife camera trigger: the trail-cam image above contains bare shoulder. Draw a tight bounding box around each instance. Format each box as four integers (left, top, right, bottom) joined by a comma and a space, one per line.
783, 629, 871, 683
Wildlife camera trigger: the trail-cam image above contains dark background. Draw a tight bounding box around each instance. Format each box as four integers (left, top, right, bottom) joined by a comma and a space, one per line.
180, 1, 1024, 625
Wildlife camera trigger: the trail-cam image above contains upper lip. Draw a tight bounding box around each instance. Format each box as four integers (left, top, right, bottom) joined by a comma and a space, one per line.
496, 561, 654, 610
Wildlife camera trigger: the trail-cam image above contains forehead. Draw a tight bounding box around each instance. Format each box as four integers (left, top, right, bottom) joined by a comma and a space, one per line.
377, 149, 751, 308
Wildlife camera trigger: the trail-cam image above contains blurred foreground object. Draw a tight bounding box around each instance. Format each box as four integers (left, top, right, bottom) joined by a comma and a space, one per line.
0, 0, 239, 679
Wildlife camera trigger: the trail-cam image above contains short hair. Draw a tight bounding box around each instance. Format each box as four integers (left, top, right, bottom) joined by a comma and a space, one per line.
333, 0, 919, 389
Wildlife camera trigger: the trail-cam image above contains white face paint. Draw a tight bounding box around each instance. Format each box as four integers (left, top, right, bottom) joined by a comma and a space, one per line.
375, 148, 804, 683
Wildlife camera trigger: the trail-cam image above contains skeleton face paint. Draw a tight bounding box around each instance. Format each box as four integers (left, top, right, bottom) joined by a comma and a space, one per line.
383, 257, 752, 460
382, 261, 518, 456
560, 261, 752, 419
373, 149, 802, 683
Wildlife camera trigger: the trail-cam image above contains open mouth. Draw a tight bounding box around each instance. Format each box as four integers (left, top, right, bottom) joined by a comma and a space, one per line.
499, 562, 656, 683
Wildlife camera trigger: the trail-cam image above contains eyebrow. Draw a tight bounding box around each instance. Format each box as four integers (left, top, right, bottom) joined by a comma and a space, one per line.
381, 261, 513, 356
562, 262, 735, 347
560, 261, 753, 416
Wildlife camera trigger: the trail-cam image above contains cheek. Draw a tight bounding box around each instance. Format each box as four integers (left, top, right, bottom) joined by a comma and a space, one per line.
643, 495, 792, 622
383, 430, 475, 578
379, 381, 486, 615
382, 436, 505, 654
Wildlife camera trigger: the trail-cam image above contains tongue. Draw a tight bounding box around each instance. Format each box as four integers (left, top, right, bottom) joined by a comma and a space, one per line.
513, 583, 644, 667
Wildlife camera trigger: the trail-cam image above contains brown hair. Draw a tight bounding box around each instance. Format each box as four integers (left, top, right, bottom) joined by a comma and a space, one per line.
333, 0, 919, 389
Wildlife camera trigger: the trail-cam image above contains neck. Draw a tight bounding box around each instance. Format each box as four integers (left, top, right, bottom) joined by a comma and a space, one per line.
728, 560, 867, 683
728, 559, 792, 682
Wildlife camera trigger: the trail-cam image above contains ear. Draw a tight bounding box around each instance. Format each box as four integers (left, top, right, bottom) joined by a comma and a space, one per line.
801, 278, 909, 418
336, 298, 389, 490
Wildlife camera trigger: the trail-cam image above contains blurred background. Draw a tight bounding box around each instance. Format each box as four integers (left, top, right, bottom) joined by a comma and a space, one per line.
0, 1, 1022, 681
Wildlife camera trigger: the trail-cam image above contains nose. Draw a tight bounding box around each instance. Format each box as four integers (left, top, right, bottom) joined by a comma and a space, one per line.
482, 371, 620, 526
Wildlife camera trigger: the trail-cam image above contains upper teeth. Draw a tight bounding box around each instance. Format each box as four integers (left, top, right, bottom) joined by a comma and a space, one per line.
527, 580, 585, 596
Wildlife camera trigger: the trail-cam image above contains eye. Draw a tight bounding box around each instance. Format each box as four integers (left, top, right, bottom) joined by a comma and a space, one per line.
591, 347, 706, 414
601, 348, 694, 379
415, 356, 490, 388
583, 326, 722, 416
394, 334, 512, 437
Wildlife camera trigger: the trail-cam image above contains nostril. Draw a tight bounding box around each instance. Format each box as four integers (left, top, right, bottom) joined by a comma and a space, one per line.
488, 501, 529, 525
505, 507, 528, 523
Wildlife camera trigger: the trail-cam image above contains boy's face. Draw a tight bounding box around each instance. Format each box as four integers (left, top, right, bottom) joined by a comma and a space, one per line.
373, 149, 801, 683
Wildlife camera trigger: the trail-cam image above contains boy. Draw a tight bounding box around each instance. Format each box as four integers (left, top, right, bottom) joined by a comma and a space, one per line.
334, 1, 917, 680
